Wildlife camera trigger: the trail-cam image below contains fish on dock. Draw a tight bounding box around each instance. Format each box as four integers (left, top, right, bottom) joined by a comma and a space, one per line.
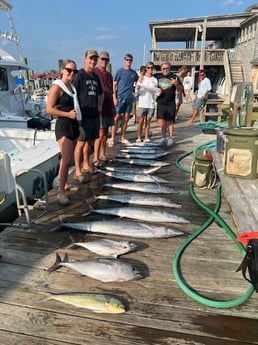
68, 238, 138, 258
116, 152, 169, 160
102, 182, 178, 194
98, 170, 169, 184
115, 158, 170, 167
46, 292, 126, 313
101, 166, 161, 174
47, 252, 144, 282
120, 147, 165, 154
95, 193, 182, 208
58, 216, 184, 238
83, 205, 189, 224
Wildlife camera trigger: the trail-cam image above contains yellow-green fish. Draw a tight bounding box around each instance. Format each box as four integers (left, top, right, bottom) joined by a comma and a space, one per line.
46, 292, 126, 314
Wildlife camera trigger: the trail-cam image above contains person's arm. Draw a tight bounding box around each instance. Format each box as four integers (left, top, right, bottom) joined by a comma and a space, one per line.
113, 80, 118, 106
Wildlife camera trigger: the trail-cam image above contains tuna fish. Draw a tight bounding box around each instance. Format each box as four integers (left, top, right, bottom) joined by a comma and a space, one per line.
102, 182, 178, 194
98, 170, 169, 184
116, 152, 169, 160
46, 292, 126, 313
101, 166, 161, 174
83, 205, 189, 224
115, 158, 170, 167
47, 253, 144, 282
58, 215, 184, 238
95, 193, 182, 208
68, 238, 138, 258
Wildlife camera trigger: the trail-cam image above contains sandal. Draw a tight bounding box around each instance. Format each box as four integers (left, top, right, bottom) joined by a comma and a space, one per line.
81, 167, 93, 174
73, 173, 87, 183
65, 184, 79, 192
92, 161, 103, 168
100, 157, 112, 163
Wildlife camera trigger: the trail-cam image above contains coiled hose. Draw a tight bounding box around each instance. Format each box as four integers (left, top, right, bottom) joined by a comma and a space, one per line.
173, 141, 254, 308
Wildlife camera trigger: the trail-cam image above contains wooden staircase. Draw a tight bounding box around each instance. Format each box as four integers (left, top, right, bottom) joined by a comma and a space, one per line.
230, 60, 244, 84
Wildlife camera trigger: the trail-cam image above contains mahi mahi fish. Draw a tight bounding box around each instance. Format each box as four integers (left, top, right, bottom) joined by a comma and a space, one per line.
116, 152, 169, 160
102, 182, 178, 194
47, 252, 144, 282
46, 292, 126, 313
98, 170, 169, 184
83, 205, 189, 224
58, 216, 184, 238
68, 238, 138, 258
101, 166, 161, 174
115, 158, 170, 167
95, 193, 182, 208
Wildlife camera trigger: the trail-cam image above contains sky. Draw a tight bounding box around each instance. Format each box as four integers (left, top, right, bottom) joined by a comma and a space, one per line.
0, 0, 257, 74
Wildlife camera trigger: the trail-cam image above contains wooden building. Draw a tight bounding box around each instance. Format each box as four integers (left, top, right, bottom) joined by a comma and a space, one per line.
149, 3, 258, 101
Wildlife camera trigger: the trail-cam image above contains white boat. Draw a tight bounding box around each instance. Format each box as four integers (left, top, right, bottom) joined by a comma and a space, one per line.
0, 1, 59, 227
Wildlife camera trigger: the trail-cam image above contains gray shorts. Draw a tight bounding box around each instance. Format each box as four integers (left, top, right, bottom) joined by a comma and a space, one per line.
99, 116, 114, 129
137, 107, 154, 118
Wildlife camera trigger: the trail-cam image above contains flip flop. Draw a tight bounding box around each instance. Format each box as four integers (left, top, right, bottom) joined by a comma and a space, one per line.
65, 184, 79, 192
73, 174, 87, 183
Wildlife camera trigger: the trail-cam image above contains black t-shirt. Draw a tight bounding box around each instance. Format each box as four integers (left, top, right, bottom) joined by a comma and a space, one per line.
73, 68, 103, 119
154, 72, 179, 105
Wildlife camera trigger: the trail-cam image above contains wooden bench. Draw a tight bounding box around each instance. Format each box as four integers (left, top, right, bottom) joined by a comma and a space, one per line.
200, 98, 224, 122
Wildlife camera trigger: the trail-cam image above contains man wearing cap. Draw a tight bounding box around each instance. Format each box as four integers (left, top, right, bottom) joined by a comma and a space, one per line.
94, 51, 115, 164
73, 49, 103, 182
109, 53, 138, 146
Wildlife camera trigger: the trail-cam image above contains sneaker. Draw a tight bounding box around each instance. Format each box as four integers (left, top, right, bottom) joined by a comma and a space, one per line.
57, 194, 69, 206
119, 138, 131, 144
144, 138, 151, 143
167, 138, 174, 146
136, 138, 142, 143
108, 140, 114, 147
158, 138, 166, 146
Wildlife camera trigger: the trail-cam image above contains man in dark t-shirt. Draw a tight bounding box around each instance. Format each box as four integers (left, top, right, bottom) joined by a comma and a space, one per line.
154, 62, 182, 147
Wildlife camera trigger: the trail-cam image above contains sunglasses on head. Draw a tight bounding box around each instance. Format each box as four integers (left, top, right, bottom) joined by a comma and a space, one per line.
64, 67, 78, 74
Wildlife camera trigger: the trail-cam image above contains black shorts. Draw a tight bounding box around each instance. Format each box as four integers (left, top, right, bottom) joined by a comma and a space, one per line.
156, 103, 176, 123
55, 117, 79, 141
78, 117, 100, 142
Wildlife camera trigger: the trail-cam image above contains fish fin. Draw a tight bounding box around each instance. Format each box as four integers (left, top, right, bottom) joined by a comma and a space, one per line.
63, 252, 69, 263
46, 252, 63, 273
82, 204, 93, 217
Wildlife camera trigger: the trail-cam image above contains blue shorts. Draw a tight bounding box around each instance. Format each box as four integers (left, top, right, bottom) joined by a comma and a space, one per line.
115, 96, 134, 114
193, 97, 207, 110
137, 107, 154, 118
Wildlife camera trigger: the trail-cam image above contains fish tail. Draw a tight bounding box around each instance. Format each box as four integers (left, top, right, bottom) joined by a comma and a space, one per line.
82, 204, 93, 217
47, 252, 66, 273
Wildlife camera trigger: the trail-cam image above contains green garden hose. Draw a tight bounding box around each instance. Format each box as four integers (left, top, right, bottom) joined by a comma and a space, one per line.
173, 143, 254, 308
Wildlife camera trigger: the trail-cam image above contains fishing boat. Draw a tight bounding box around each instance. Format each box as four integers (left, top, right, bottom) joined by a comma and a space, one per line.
0, 1, 59, 227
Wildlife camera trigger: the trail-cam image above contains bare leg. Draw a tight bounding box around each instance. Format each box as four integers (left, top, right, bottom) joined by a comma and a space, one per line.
82, 140, 93, 170
144, 117, 151, 140
74, 140, 85, 176
137, 117, 144, 140
188, 106, 199, 123
120, 112, 130, 142
58, 136, 74, 195
110, 114, 121, 143
99, 128, 108, 159
167, 120, 174, 138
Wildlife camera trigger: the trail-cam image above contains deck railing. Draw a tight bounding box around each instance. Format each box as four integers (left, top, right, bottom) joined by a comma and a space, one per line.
151, 49, 226, 67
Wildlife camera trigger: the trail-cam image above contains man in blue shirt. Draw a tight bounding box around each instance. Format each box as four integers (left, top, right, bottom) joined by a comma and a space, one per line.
109, 53, 138, 146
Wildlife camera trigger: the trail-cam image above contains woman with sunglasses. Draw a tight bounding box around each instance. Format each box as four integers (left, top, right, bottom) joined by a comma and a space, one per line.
47, 59, 80, 206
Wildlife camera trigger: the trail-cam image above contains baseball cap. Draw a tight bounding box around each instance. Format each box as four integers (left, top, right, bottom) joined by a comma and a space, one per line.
85, 49, 99, 58
99, 51, 110, 59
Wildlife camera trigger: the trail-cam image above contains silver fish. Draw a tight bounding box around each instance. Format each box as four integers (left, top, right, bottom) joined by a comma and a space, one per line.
115, 158, 170, 167
95, 193, 182, 208
46, 292, 126, 313
120, 147, 165, 154
58, 216, 184, 238
116, 152, 169, 160
68, 238, 138, 258
98, 170, 169, 184
126, 141, 159, 147
83, 205, 189, 224
101, 166, 161, 174
47, 253, 144, 282
102, 182, 178, 194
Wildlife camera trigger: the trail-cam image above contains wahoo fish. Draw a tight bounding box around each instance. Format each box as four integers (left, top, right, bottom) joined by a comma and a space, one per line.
120, 147, 165, 154
47, 252, 144, 282
95, 193, 182, 208
83, 205, 189, 224
58, 216, 184, 238
101, 166, 161, 174
98, 170, 169, 184
68, 238, 138, 258
126, 141, 159, 147
46, 292, 126, 313
102, 182, 178, 194
116, 152, 169, 160
115, 158, 170, 167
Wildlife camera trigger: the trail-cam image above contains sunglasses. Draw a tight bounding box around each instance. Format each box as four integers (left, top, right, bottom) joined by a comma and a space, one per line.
101, 58, 109, 62
162, 67, 169, 70
64, 67, 78, 74
146, 66, 153, 69
125, 58, 132, 61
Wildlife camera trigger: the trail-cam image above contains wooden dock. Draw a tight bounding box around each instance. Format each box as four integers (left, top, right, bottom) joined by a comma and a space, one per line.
1, 103, 258, 345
